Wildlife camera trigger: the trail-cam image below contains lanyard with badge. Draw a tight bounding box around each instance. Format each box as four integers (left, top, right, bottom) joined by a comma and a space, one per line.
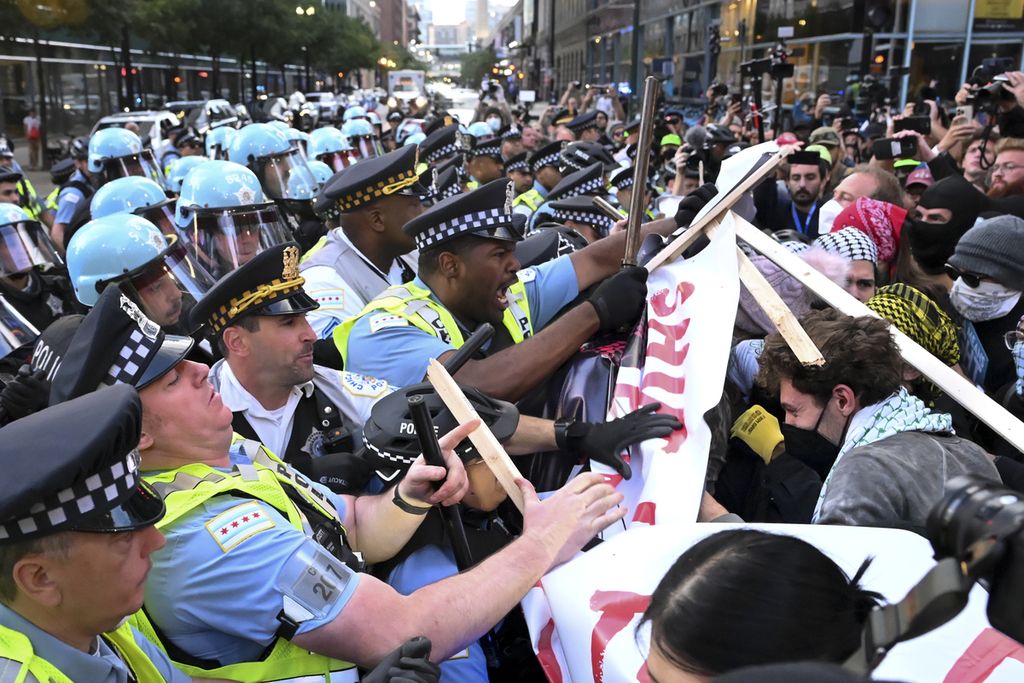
790, 202, 818, 235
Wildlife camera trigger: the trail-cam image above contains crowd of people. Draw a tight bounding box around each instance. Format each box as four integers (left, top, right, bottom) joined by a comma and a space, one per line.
0, 64, 1022, 682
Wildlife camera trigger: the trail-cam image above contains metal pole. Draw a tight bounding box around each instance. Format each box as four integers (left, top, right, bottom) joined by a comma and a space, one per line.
899, 0, 918, 108
629, 0, 642, 114
959, 0, 977, 86
623, 75, 658, 268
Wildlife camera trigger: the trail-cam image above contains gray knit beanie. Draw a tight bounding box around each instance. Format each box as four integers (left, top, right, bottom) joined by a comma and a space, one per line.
947, 214, 1024, 288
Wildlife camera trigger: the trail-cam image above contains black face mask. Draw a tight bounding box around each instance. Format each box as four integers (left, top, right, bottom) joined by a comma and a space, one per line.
906, 218, 967, 275
779, 406, 840, 480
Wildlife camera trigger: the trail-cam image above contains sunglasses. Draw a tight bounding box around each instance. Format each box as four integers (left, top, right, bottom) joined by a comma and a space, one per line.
944, 264, 985, 288
1005, 330, 1024, 351
664, 117, 681, 125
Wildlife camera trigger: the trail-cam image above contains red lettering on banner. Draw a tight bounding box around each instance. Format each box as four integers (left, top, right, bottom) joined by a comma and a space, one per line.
590, 591, 652, 682
944, 627, 1024, 682
632, 502, 656, 524
536, 618, 563, 683
649, 282, 695, 317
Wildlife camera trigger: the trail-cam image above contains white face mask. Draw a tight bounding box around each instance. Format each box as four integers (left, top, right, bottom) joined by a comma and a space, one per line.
817, 198, 844, 234
486, 117, 502, 132
949, 277, 1022, 322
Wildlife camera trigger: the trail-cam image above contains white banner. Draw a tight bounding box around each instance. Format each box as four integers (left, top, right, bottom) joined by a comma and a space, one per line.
591, 211, 740, 534
525, 523, 1023, 683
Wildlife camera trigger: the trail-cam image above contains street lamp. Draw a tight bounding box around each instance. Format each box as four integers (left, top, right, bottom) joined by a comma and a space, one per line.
296, 6, 316, 90
295, 5, 315, 15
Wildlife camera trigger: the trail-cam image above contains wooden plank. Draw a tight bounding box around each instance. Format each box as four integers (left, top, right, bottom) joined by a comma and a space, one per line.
646, 149, 786, 272
735, 246, 825, 367
426, 358, 527, 513
732, 211, 1024, 451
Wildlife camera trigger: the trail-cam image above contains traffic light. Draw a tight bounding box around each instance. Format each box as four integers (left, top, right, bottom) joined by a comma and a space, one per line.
707, 23, 721, 56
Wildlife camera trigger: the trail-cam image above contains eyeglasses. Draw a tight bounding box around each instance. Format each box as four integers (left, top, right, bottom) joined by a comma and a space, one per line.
944, 264, 985, 289
1005, 330, 1024, 350
991, 162, 1022, 174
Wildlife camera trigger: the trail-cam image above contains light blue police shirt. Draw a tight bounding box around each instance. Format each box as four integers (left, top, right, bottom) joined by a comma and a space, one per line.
344, 254, 580, 388
143, 442, 361, 666
54, 169, 89, 225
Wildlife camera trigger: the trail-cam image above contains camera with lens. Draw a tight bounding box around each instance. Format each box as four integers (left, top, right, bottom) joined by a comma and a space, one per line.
709, 81, 729, 98
927, 474, 1024, 643
844, 475, 1024, 676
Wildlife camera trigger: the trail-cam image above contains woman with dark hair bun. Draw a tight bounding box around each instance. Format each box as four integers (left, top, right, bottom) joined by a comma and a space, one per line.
639, 529, 881, 682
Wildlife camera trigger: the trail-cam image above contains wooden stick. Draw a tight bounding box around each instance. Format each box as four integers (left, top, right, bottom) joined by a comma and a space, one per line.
646, 150, 785, 272
735, 246, 825, 366
698, 159, 704, 186
732, 212, 1024, 450
426, 359, 527, 513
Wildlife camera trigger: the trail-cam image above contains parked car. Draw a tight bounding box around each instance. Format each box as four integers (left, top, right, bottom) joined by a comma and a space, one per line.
90, 110, 180, 149
164, 98, 239, 132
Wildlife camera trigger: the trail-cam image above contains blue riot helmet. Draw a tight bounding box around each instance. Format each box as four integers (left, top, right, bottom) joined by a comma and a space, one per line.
205, 126, 236, 160
165, 156, 210, 195
174, 160, 293, 278
87, 127, 165, 187
340, 118, 382, 161
403, 132, 426, 147
342, 105, 367, 122
0, 203, 63, 278
227, 123, 317, 202
466, 121, 494, 139
285, 128, 311, 160
65, 213, 216, 332
90, 176, 179, 234
267, 120, 292, 134
308, 127, 357, 172
306, 160, 334, 188
367, 110, 382, 134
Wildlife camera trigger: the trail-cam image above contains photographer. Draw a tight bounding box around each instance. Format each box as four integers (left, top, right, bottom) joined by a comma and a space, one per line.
472, 82, 513, 128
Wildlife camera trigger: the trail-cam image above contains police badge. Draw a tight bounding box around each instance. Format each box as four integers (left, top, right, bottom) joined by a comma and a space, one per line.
504, 180, 514, 214
282, 245, 300, 280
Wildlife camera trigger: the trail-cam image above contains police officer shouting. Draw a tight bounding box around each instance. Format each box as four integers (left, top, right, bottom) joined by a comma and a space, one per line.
338, 178, 716, 401
48, 281, 626, 676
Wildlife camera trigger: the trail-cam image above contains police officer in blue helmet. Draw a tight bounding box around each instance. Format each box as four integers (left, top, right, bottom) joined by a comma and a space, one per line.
284, 127, 311, 160
228, 124, 324, 252
90, 176, 177, 232
164, 156, 210, 196
307, 159, 334, 189
66, 213, 216, 333
309, 127, 357, 172
204, 126, 236, 161
0, 203, 76, 333
342, 104, 367, 122
341, 118, 383, 161
174, 160, 293, 278
88, 127, 166, 188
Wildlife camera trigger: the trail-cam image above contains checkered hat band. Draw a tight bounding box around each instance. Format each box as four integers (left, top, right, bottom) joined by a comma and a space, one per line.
614, 176, 635, 190
416, 208, 515, 250
531, 153, 560, 172
469, 142, 502, 158
554, 176, 604, 201
362, 436, 417, 467
208, 278, 305, 334
552, 208, 616, 233
0, 450, 141, 541
338, 169, 417, 212
427, 142, 458, 163
103, 329, 158, 387
507, 160, 529, 173
440, 183, 461, 200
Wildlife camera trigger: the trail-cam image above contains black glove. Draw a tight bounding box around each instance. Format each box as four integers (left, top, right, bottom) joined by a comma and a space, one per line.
362, 636, 441, 683
307, 451, 372, 494
0, 365, 49, 423
587, 266, 648, 334
560, 403, 683, 480
673, 182, 719, 229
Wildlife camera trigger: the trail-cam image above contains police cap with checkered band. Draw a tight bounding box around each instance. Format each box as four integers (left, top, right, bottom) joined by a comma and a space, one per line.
548, 195, 618, 236
0, 384, 165, 543
546, 162, 606, 203
528, 140, 563, 174
188, 242, 317, 337
403, 177, 527, 251
48, 283, 194, 405
316, 144, 426, 214
419, 123, 461, 165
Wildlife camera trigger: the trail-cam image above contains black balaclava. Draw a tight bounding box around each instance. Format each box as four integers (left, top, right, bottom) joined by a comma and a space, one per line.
909, 174, 987, 274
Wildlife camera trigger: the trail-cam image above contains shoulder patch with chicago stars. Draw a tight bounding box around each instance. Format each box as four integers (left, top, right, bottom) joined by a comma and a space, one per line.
368, 312, 409, 333
205, 501, 276, 552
